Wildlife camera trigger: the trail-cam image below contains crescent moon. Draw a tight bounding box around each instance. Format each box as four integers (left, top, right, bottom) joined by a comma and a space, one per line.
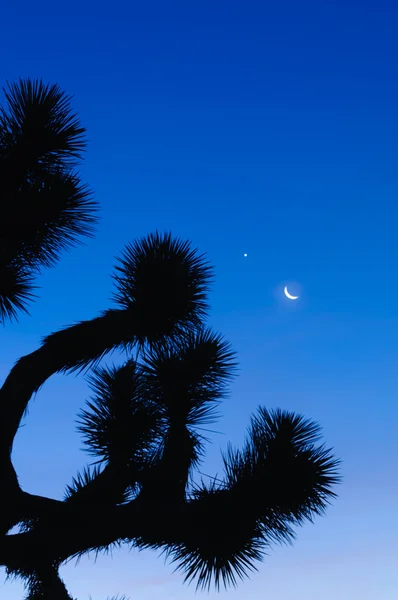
284, 286, 299, 300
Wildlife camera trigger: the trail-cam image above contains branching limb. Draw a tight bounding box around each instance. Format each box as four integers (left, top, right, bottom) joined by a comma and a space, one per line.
0, 407, 339, 592
0, 232, 212, 493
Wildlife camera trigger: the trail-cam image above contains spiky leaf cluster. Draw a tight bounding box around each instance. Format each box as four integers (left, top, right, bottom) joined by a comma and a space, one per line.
147, 409, 340, 591
112, 232, 213, 340
77, 361, 162, 467
0, 78, 98, 323
141, 328, 237, 425
223, 408, 340, 530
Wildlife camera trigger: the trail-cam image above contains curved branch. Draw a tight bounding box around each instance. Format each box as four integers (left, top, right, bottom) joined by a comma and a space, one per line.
0, 309, 137, 458
0, 502, 136, 569
0, 488, 261, 582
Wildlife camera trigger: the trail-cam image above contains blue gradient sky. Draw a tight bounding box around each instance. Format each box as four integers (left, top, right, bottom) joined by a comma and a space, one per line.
1, 1, 398, 598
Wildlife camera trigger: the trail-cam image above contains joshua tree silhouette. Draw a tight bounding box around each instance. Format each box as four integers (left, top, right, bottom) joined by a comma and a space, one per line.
0, 79, 340, 600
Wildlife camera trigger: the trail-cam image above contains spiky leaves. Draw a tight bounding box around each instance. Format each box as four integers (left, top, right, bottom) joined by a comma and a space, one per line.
64, 465, 102, 500
64, 464, 135, 508
165, 485, 265, 591
136, 329, 236, 501
22, 567, 74, 600
141, 328, 237, 425
0, 78, 97, 323
0, 78, 86, 167
66, 363, 166, 546
2, 172, 97, 271
157, 409, 339, 591
7, 564, 73, 600
0, 261, 36, 323
112, 232, 213, 341
75, 331, 236, 504
77, 361, 161, 469
223, 407, 340, 538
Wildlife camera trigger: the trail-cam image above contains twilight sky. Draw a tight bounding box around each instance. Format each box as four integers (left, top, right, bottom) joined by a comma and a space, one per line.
1, 1, 398, 598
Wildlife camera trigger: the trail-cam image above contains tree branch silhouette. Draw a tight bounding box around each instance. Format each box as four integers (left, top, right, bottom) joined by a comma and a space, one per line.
0, 79, 340, 600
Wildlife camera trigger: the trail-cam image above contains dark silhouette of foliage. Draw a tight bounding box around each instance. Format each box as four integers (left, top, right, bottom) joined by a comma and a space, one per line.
0, 79, 340, 600
0, 78, 98, 323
